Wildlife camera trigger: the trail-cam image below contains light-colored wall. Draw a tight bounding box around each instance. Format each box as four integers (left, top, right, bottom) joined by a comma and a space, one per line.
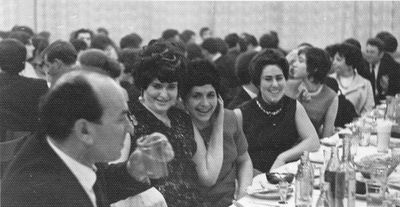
1, 0, 399, 51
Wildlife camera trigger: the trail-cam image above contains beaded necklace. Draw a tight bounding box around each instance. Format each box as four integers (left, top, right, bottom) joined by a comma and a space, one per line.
255, 99, 282, 116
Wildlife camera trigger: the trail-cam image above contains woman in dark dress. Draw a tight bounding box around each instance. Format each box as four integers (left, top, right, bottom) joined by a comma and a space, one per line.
234, 49, 320, 173
129, 41, 224, 207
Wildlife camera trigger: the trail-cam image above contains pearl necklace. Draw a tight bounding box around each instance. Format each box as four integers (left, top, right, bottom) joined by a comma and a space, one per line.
255, 99, 282, 116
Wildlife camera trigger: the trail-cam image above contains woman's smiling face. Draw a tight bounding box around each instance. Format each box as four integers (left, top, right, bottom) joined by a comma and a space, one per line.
260, 65, 286, 104
184, 84, 218, 124
142, 78, 178, 115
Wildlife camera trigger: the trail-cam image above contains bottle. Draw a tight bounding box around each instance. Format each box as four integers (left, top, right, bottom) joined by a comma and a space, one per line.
316, 182, 333, 207
335, 134, 356, 207
295, 151, 313, 207
324, 147, 340, 207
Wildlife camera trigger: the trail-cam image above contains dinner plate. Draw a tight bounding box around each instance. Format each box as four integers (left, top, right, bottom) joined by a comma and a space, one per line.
249, 187, 294, 200
356, 193, 366, 200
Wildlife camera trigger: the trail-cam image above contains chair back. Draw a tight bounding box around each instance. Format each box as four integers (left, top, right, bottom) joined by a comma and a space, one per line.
0, 133, 30, 178
0, 134, 29, 163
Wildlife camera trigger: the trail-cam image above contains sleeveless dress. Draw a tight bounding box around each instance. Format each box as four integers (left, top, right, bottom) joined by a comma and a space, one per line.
240, 96, 299, 172
129, 100, 201, 207
300, 84, 337, 137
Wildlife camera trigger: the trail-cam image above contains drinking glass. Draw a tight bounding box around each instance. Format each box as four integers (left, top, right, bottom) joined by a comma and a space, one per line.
377, 119, 393, 153
366, 179, 385, 207
359, 124, 372, 146
278, 180, 289, 204
136, 133, 175, 179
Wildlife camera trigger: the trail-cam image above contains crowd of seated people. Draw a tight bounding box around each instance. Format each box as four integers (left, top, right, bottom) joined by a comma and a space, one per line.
1, 24, 400, 207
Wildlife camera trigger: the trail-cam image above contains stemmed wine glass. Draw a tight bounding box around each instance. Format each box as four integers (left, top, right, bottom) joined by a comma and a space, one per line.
266, 172, 295, 204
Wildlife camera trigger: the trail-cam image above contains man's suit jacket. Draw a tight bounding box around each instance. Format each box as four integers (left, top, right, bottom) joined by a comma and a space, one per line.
359, 53, 400, 103
0, 73, 48, 132
376, 53, 400, 99
1, 134, 150, 207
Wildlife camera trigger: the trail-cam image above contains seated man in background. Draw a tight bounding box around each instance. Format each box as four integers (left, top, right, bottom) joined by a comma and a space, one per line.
70, 28, 94, 48
365, 38, 400, 104
41, 40, 78, 87
227, 50, 259, 109
78, 48, 122, 80
1, 70, 161, 206
0, 39, 48, 141
376, 31, 400, 63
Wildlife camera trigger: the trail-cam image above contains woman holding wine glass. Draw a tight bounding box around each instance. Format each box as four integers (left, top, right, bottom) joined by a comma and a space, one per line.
129, 41, 224, 207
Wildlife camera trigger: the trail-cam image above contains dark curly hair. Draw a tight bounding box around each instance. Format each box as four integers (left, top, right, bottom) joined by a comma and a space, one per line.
180, 59, 221, 100
250, 49, 289, 87
299, 47, 331, 84
133, 41, 187, 91
336, 43, 363, 70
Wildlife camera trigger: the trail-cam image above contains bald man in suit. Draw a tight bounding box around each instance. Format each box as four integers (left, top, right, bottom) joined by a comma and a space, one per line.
1, 71, 159, 207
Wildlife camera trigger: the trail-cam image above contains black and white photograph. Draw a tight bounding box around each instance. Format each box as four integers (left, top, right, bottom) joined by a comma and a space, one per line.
1, 1, 400, 206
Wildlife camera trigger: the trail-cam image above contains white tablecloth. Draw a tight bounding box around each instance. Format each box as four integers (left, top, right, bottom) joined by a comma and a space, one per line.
232, 135, 400, 207
232, 173, 366, 207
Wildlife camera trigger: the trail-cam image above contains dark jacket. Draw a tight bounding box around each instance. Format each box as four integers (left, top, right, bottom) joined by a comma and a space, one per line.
0, 73, 48, 133
1, 134, 150, 207
360, 53, 400, 103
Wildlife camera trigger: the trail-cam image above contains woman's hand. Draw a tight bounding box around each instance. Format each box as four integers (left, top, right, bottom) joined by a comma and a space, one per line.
211, 95, 224, 127
235, 189, 247, 200
299, 87, 311, 102
269, 156, 286, 171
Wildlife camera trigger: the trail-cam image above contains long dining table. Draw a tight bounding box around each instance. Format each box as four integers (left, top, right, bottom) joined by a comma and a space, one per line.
231, 132, 400, 207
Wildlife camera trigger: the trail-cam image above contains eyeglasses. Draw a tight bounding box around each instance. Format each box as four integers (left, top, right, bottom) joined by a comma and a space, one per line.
127, 112, 138, 126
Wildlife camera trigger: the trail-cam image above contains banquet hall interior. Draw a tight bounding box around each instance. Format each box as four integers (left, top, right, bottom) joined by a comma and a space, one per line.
1, 1, 400, 207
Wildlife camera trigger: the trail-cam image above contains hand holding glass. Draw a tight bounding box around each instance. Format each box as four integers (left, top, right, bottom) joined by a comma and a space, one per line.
136, 132, 175, 179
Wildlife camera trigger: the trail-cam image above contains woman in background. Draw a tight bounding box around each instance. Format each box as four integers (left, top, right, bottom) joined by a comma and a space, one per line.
330, 43, 374, 115
181, 60, 253, 206
235, 49, 319, 173
288, 47, 338, 138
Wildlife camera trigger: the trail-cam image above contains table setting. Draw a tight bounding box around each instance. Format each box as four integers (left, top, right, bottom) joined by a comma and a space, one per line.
232, 100, 400, 207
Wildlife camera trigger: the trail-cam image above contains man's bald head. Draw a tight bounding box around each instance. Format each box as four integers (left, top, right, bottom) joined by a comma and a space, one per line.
40, 70, 120, 140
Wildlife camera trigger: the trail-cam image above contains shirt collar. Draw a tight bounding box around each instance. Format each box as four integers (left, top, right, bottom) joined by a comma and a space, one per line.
374, 61, 380, 77
212, 53, 222, 62
242, 85, 257, 99
47, 137, 97, 193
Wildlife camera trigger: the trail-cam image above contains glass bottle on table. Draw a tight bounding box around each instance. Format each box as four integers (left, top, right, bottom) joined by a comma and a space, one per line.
295, 151, 313, 207
335, 135, 356, 207
324, 147, 340, 207
316, 182, 333, 207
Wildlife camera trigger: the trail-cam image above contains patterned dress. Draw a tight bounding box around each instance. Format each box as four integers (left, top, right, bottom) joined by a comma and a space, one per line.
129, 100, 202, 207
240, 96, 300, 172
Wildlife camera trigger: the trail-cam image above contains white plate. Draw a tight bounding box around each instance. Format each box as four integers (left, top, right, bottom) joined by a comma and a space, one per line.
249, 187, 294, 200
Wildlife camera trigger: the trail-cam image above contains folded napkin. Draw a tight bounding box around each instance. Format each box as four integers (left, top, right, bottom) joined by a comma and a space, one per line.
269, 161, 299, 175
320, 133, 342, 147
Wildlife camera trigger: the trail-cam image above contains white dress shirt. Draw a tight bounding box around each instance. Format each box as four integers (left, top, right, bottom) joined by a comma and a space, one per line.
19, 62, 40, 79
212, 53, 222, 62
47, 137, 98, 207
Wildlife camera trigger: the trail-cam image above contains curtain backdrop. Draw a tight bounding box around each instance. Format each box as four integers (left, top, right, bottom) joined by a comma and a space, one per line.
1, 0, 399, 50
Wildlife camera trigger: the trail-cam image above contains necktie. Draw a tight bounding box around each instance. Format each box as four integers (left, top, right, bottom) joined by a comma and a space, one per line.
93, 178, 109, 207
370, 64, 376, 96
